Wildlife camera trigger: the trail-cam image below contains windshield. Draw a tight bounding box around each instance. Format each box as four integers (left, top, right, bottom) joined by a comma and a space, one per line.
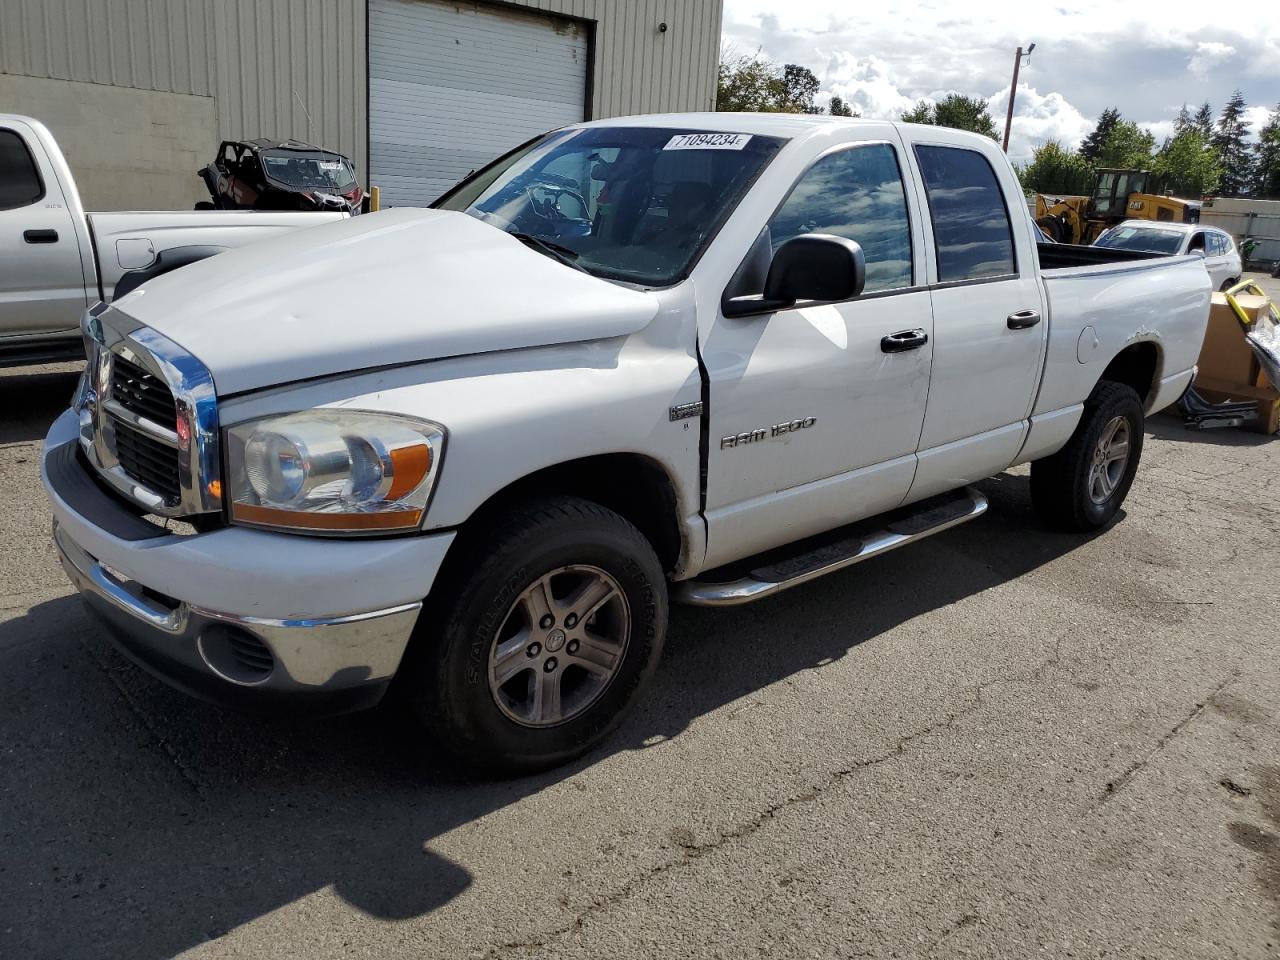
261, 151, 358, 191
435, 127, 785, 286
1094, 225, 1184, 254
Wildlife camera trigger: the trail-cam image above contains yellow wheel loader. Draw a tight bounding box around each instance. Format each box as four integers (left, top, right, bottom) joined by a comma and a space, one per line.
1035, 169, 1201, 245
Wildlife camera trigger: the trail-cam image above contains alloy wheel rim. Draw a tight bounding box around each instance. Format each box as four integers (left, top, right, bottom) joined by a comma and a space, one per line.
1088, 415, 1131, 505
488, 564, 631, 728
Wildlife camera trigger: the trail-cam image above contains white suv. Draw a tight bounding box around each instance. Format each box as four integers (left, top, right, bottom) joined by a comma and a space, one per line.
1095, 221, 1242, 290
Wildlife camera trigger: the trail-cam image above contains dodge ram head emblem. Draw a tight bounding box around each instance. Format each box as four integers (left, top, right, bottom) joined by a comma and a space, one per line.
721, 417, 816, 449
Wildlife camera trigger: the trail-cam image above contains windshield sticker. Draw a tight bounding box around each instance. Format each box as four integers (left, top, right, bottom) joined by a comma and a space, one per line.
664, 133, 752, 151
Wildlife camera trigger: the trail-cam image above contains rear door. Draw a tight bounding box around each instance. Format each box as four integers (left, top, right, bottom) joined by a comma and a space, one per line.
0, 120, 88, 339
901, 132, 1047, 502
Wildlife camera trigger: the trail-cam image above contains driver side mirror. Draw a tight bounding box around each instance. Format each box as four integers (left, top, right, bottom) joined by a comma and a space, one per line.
723, 234, 866, 318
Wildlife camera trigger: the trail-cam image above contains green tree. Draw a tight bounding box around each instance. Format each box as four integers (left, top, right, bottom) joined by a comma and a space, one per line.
934, 94, 999, 139
1193, 102, 1215, 139
1152, 130, 1222, 197
1017, 139, 1096, 194
1254, 105, 1280, 196
828, 95, 857, 118
1213, 89, 1254, 194
782, 64, 822, 114
716, 50, 824, 114
1173, 103, 1194, 135
901, 100, 934, 124
1078, 107, 1120, 162
900, 94, 999, 140
716, 51, 780, 112
1096, 120, 1156, 168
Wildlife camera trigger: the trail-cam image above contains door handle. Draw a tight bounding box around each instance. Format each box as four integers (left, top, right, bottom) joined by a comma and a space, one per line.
23, 229, 58, 244
881, 328, 929, 353
1007, 309, 1041, 329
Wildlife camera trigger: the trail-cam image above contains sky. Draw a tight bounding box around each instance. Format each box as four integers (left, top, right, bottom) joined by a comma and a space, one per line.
721, 0, 1280, 163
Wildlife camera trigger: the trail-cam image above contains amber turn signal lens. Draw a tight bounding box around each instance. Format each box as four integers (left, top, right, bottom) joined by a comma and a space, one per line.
386, 444, 432, 501
231, 502, 423, 531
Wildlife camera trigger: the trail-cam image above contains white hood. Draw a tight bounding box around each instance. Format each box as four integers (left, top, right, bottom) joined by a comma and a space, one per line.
111, 208, 660, 396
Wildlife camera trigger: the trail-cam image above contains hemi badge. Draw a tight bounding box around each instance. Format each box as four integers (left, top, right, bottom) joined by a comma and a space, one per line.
669, 401, 703, 422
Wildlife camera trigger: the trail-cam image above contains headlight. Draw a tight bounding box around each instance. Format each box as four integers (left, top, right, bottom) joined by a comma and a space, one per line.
226, 410, 444, 534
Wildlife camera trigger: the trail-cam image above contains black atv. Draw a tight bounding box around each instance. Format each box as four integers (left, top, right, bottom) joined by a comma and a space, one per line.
197, 139, 364, 214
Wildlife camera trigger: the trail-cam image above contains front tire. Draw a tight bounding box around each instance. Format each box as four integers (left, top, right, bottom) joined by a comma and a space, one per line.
1030, 381, 1144, 532
399, 496, 667, 776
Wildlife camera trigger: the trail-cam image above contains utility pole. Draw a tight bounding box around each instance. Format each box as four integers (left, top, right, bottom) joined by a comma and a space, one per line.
1002, 43, 1035, 153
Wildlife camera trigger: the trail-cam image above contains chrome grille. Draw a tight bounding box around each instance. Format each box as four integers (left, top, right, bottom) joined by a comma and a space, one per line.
111, 419, 181, 502
78, 305, 222, 519
110, 355, 177, 430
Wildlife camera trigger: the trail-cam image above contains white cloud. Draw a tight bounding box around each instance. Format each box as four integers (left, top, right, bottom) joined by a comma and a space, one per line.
1188, 41, 1236, 78
820, 51, 922, 120
722, 0, 1280, 157
1244, 104, 1274, 137
986, 84, 1095, 162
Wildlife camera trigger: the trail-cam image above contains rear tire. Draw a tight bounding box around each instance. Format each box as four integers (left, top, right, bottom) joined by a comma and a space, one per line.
1030, 381, 1144, 532
398, 496, 667, 777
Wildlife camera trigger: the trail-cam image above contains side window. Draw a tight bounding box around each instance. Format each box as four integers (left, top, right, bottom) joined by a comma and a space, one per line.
914, 145, 1016, 282
768, 143, 913, 293
0, 129, 44, 211
1214, 233, 1231, 255
1188, 232, 1206, 253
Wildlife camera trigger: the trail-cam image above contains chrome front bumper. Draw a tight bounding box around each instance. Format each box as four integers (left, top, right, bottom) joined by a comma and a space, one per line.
54, 522, 421, 712
43, 408, 455, 714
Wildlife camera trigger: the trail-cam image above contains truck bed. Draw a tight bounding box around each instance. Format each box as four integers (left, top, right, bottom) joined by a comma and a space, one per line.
1036, 241, 1159, 270
1031, 248, 1212, 421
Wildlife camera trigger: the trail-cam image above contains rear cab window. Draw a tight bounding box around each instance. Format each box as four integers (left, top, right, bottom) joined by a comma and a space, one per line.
913, 144, 1015, 283
0, 128, 45, 211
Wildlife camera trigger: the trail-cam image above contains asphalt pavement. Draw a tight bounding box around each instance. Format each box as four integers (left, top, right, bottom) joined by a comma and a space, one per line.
2, 289, 1278, 958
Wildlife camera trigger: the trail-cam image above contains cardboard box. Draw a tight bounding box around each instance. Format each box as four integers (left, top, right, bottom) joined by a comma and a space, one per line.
1194, 375, 1280, 434
1196, 292, 1267, 385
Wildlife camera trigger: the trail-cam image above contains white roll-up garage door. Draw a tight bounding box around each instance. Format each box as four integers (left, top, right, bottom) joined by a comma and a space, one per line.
368, 0, 589, 208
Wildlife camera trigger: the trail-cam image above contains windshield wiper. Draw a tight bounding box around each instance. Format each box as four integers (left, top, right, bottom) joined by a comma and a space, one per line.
508, 232, 590, 273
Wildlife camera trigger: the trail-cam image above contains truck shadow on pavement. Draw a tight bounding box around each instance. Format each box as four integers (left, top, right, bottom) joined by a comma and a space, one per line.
2, 454, 1092, 960
0, 366, 82, 444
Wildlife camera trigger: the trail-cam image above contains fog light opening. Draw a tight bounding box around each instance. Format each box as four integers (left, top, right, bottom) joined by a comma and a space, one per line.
197, 624, 275, 685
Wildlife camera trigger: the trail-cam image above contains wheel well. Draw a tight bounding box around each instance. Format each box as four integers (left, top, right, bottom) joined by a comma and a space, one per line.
1099, 342, 1160, 404
462, 454, 683, 572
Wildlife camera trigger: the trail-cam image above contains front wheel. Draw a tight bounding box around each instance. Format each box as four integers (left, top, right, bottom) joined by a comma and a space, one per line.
398, 496, 668, 776
1030, 381, 1145, 532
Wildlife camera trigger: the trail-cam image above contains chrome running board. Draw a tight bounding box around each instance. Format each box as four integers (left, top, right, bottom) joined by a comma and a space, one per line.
675, 486, 988, 607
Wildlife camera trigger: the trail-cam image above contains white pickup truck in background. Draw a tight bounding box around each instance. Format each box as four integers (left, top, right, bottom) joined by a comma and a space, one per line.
0, 115, 345, 367
42, 114, 1211, 776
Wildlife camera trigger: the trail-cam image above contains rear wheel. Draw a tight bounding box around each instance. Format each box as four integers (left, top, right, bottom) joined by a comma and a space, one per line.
1030, 381, 1144, 532
398, 496, 667, 776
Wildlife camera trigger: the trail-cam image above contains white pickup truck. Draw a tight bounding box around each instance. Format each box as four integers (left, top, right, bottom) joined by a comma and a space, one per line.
0, 115, 344, 367
42, 114, 1210, 775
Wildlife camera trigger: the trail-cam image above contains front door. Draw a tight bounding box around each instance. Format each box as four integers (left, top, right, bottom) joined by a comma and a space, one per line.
0, 120, 87, 340
701, 137, 935, 568
901, 135, 1048, 502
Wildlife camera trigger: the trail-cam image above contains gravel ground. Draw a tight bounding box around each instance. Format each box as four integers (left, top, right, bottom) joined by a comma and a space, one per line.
1, 279, 1278, 959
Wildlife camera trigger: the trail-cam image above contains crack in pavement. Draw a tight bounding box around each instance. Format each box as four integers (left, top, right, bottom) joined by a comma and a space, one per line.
1088, 673, 1239, 814
82, 639, 206, 797
483, 638, 1069, 959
